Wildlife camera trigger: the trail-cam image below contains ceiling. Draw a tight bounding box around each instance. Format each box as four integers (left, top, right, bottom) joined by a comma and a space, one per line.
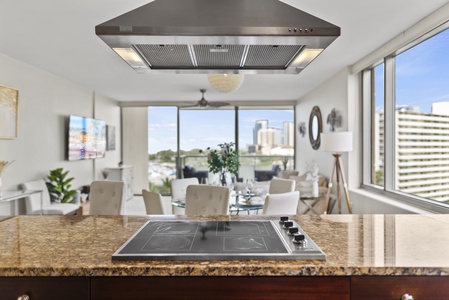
0, 0, 448, 104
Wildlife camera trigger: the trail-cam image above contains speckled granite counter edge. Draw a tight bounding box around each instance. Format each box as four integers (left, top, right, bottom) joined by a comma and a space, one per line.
1, 265, 449, 277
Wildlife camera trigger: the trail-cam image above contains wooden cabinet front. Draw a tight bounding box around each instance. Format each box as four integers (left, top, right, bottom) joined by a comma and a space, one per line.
91, 276, 350, 300
351, 276, 449, 300
0, 277, 89, 300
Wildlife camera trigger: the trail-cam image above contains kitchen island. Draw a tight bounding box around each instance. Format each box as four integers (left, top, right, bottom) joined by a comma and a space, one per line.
1, 214, 449, 299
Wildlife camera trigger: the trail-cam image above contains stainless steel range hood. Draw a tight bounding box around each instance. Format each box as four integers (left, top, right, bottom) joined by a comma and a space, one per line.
95, 0, 340, 74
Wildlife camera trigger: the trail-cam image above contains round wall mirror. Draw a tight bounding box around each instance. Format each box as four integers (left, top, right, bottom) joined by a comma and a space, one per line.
308, 106, 322, 150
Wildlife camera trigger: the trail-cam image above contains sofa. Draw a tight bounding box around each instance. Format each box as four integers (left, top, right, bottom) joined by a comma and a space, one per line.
183, 166, 208, 182
289, 173, 328, 196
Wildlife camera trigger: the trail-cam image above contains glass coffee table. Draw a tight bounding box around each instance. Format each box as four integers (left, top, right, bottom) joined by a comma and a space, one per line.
0, 189, 43, 215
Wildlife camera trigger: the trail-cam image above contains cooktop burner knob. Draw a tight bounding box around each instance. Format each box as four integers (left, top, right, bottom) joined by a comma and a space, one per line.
293, 234, 307, 246
288, 226, 299, 235
279, 216, 289, 224
283, 221, 293, 229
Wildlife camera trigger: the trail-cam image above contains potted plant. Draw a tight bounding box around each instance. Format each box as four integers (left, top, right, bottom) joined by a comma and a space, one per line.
46, 168, 77, 204
200, 142, 240, 186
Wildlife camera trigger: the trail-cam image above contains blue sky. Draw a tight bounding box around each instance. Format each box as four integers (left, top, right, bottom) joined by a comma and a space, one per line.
376, 27, 449, 113
148, 107, 293, 153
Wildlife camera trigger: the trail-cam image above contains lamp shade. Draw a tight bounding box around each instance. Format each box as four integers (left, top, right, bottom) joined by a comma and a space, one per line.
207, 74, 244, 93
320, 131, 353, 153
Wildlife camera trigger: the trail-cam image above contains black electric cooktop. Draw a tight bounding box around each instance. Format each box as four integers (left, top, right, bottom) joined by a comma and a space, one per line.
113, 219, 326, 261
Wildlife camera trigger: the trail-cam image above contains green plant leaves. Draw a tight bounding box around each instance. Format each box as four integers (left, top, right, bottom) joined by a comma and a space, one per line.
202, 142, 240, 176
47, 168, 77, 203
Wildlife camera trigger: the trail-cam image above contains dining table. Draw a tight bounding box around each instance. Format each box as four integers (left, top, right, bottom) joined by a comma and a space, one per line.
171, 190, 336, 215
171, 191, 265, 215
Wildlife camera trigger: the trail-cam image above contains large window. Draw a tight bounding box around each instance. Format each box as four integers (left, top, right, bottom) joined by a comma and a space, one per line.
372, 63, 384, 187
147, 107, 177, 195
147, 106, 295, 192
238, 109, 294, 181
179, 108, 235, 184
365, 24, 449, 208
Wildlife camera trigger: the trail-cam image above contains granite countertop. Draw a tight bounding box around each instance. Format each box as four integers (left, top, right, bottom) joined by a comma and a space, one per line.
0, 214, 448, 277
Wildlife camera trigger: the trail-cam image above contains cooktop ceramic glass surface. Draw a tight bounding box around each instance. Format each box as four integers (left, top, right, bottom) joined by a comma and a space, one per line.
113, 220, 326, 261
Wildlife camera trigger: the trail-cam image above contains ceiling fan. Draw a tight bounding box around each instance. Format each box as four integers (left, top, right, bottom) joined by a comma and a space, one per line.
180, 89, 230, 108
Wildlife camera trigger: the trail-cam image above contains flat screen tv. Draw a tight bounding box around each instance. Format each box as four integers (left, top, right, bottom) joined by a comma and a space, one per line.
67, 115, 106, 161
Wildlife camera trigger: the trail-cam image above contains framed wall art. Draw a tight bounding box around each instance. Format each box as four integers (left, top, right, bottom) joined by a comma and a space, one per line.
107, 125, 116, 151
0, 84, 19, 139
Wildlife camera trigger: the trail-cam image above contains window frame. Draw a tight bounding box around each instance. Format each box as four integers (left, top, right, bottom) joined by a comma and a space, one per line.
147, 104, 296, 187
362, 20, 449, 213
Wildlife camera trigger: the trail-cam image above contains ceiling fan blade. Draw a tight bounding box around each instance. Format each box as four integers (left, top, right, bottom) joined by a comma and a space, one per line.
207, 101, 230, 107
178, 101, 199, 108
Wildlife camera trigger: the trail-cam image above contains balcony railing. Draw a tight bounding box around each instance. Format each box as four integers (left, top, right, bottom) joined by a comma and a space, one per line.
148, 154, 294, 195
180, 154, 294, 181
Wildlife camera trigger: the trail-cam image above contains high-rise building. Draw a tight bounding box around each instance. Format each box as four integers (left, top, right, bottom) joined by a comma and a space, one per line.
283, 121, 294, 146
432, 102, 449, 116
257, 128, 281, 146
253, 120, 268, 144
374, 104, 449, 202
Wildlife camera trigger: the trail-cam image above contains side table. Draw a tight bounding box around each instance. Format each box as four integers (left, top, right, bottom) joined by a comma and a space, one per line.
0, 190, 43, 215
297, 193, 336, 215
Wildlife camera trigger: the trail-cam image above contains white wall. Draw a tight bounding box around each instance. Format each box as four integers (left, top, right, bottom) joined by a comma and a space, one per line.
295, 68, 350, 213
122, 107, 148, 194
94, 93, 122, 180
0, 53, 120, 214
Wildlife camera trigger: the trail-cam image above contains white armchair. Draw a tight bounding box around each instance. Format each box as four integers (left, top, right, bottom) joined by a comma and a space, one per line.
142, 189, 172, 215
185, 185, 230, 216
89, 180, 125, 215
170, 178, 199, 201
21, 179, 79, 215
290, 174, 328, 195
268, 178, 296, 194
262, 191, 300, 215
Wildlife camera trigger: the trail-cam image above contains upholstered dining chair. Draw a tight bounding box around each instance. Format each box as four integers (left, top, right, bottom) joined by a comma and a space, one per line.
170, 178, 199, 201
21, 179, 80, 215
142, 189, 172, 215
89, 180, 125, 215
185, 185, 230, 216
262, 191, 300, 215
268, 178, 296, 194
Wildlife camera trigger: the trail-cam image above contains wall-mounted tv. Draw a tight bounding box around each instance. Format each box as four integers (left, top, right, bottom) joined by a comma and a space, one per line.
67, 115, 106, 161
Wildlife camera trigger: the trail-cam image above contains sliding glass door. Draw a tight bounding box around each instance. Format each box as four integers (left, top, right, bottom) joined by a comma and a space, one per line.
238, 108, 295, 182
179, 108, 235, 184
147, 107, 177, 195
147, 105, 295, 193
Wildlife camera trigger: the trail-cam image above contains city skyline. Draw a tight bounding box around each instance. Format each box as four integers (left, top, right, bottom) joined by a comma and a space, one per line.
147, 108, 294, 154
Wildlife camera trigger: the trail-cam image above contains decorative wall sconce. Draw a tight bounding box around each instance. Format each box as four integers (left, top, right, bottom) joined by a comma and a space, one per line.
298, 122, 306, 137
326, 108, 342, 132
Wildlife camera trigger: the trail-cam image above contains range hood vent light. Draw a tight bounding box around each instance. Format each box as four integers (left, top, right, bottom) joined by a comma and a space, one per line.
96, 0, 340, 74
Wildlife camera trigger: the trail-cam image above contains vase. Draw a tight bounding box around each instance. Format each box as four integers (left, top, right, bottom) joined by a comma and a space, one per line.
312, 179, 319, 197
218, 172, 234, 188
220, 172, 227, 186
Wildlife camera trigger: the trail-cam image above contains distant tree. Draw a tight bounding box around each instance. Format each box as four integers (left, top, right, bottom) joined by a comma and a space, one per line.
158, 150, 176, 163
375, 170, 384, 185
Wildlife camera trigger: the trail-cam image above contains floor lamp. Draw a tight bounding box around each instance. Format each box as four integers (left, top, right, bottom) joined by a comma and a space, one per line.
320, 131, 353, 214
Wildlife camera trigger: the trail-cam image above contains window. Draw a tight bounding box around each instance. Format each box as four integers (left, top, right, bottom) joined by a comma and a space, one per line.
372, 63, 384, 187
365, 24, 449, 208
238, 108, 294, 182
147, 106, 295, 191
147, 107, 177, 195
179, 108, 235, 184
